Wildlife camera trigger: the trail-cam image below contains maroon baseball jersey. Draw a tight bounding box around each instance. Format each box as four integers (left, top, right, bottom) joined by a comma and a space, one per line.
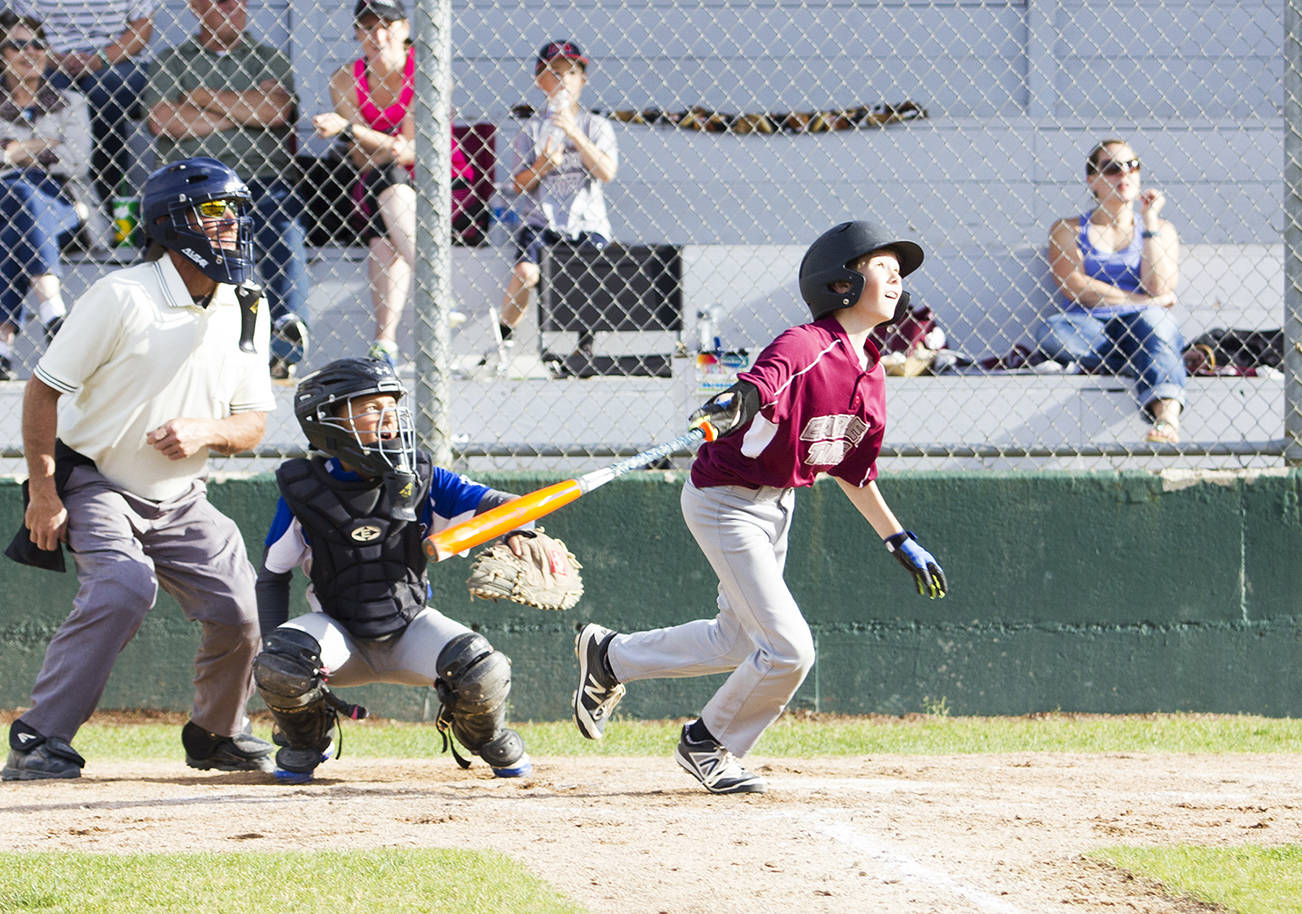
691, 316, 887, 490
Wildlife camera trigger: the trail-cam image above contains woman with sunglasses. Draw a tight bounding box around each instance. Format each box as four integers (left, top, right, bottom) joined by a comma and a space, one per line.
1039, 138, 1185, 443
0, 12, 109, 382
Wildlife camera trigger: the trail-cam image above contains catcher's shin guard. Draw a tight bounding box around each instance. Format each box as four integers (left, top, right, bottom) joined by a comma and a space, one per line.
253, 628, 337, 772
434, 632, 526, 769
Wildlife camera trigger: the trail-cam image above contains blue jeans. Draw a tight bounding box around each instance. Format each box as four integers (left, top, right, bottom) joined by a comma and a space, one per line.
0, 171, 80, 326
247, 176, 310, 328
50, 60, 147, 207
1036, 308, 1187, 409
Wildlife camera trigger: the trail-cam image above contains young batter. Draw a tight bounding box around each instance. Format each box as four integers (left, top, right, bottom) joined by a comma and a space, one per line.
572, 220, 948, 794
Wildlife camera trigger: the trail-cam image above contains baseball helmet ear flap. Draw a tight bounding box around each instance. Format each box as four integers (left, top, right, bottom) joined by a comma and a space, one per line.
798, 220, 924, 321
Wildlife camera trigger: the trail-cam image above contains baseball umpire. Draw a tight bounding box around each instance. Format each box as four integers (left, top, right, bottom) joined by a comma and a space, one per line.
4, 156, 278, 780
252, 357, 534, 782
572, 221, 948, 794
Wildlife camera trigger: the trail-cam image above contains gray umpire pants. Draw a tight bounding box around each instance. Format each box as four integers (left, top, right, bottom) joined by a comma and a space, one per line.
21, 465, 261, 743
606, 480, 815, 757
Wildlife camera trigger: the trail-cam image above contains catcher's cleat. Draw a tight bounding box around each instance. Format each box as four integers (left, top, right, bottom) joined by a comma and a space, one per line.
491, 752, 533, 778
182, 721, 276, 773
573, 623, 626, 740
272, 743, 333, 783
674, 723, 767, 795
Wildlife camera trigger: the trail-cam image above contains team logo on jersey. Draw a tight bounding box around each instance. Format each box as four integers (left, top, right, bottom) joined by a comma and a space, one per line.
799, 414, 871, 465
351, 524, 382, 542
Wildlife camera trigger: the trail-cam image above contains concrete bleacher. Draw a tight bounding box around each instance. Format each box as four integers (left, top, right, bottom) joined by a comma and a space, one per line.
0, 236, 1284, 469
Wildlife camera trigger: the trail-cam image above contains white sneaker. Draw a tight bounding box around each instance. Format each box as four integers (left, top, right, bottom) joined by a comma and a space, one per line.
477, 338, 514, 376
674, 723, 766, 794
448, 310, 468, 330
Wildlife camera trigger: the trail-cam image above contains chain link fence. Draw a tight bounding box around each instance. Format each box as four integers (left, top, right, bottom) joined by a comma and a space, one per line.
0, 0, 1291, 475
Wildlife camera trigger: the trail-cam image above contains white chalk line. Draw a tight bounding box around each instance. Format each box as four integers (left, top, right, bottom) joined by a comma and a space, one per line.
795, 814, 1028, 914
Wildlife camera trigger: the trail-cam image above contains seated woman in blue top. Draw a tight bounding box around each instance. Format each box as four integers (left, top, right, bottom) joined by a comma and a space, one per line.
1038, 138, 1184, 443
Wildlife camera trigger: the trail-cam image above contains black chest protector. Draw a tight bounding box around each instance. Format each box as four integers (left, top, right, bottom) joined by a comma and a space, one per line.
276, 453, 434, 640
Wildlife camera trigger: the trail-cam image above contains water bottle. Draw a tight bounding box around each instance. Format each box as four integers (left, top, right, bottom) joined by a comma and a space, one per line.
111, 182, 140, 248
697, 307, 721, 352
545, 87, 571, 150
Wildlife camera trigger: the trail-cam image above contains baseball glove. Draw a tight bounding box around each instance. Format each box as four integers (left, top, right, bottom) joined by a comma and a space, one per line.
466, 529, 583, 611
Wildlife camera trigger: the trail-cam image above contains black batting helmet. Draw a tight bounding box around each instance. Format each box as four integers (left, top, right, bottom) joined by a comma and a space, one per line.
293, 357, 416, 480
797, 221, 924, 320
141, 157, 255, 285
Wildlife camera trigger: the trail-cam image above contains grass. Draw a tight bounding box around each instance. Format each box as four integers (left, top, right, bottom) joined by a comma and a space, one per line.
1089, 845, 1302, 914
3, 711, 1298, 914
35, 709, 1302, 760
0, 849, 583, 914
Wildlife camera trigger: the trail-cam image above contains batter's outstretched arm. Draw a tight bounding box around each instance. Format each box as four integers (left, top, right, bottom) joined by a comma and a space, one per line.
833, 478, 902, 538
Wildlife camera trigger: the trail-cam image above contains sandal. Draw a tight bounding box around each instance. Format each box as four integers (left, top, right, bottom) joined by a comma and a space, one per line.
1145, 420, 1180, 444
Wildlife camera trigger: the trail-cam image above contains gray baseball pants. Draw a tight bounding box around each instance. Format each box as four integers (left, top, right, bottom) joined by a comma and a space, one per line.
282, 606, 473, 686
20, 465, 261, 743
606, 480, 815, 757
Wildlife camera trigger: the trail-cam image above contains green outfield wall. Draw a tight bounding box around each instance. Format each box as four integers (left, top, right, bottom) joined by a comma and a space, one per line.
2, 469, 1300, 723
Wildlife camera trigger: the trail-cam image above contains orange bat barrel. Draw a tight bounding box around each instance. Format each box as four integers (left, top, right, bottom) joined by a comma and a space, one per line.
423, 479, 584, 562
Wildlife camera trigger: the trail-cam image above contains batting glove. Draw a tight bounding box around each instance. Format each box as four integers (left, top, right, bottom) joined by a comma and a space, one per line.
688, 380, 760, 438
883, 530, 947, 599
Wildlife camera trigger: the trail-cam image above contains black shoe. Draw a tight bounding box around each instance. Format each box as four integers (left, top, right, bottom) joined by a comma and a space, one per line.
674, 723, 766, 794
1, 722, 85, 781
0, 356, 14, 382
573, 623, 625, 740
269, 317, 309, 380
182, 721, 275, 773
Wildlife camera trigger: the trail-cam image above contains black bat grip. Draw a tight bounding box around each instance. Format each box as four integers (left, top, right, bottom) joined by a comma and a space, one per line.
235, 282, 263, 353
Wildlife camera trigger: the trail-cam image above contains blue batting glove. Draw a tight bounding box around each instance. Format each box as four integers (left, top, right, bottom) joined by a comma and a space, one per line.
883, 531, 947, 599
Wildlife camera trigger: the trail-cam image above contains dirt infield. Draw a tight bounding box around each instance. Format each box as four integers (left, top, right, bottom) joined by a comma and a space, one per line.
2, 750, 1299, 913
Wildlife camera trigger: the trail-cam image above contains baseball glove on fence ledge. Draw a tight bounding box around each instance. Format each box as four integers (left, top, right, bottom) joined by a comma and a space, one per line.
466, 529, 583, 611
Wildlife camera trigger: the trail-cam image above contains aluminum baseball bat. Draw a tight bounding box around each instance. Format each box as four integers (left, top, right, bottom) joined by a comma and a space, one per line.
422, 423, 716, 562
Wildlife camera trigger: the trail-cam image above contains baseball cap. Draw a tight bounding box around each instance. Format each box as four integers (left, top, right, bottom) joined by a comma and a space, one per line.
354, 0, 406, 23
535, 39, 588, 74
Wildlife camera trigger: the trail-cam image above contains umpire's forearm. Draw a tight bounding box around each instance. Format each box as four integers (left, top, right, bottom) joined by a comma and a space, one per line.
21, 377, 61, 497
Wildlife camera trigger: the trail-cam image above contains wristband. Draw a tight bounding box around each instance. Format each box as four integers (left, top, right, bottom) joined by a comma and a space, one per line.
1141, 229, 1159, 239
339, 123, 355, 143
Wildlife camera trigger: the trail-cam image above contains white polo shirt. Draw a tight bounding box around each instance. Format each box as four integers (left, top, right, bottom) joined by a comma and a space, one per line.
35, 256, 276, 501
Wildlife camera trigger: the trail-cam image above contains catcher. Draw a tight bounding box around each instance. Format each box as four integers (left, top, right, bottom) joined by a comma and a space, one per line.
253, 357, 576, 781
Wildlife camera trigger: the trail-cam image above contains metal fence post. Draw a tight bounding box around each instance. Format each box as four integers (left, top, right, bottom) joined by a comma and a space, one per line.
1286, 0, 1302, 464
412, 0, 454, 466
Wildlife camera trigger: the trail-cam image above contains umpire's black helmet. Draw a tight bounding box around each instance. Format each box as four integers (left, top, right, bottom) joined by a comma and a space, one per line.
141, 157, 255, 285
293, 358, 416, 483
798, 220, 924, 320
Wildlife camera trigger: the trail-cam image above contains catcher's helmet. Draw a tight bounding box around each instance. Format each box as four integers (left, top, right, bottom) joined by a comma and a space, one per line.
797, 220, 924, 320
141, 157, 255, 286
293, 358, 421, 517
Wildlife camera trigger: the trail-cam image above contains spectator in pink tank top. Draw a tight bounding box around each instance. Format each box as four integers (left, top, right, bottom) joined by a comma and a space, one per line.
312, 0, 471, 367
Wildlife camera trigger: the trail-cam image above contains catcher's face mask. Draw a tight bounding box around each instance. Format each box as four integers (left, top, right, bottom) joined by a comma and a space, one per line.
332, 393, 421, 520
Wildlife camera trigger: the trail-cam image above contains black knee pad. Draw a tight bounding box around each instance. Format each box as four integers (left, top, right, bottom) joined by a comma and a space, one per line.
254, 628, 325, 708
254, 628, 334, 752
436, 632, 513, 753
